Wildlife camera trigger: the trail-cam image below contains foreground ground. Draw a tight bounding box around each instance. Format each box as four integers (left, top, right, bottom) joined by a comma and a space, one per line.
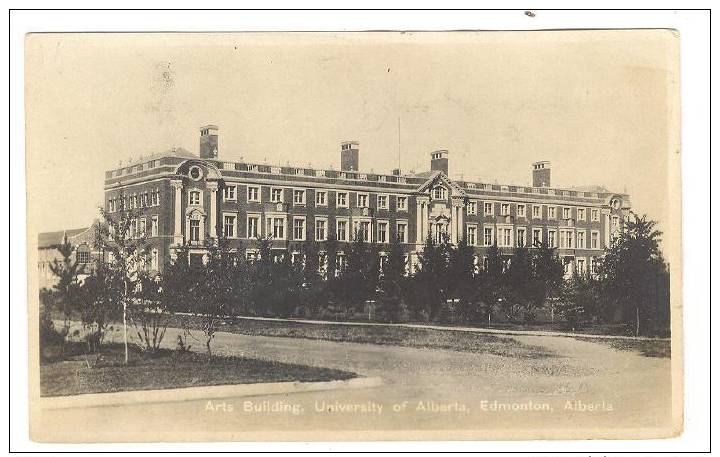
40, 342, 355, 397
35, 321, 674, 441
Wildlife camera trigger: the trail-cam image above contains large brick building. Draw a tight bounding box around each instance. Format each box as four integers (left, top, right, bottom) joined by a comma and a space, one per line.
103, 125, 630, 276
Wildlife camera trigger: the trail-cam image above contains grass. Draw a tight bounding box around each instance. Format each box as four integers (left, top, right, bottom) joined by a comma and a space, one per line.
575, 337, 671, 358
170, 315, 557, 360
40, 342, 356, 397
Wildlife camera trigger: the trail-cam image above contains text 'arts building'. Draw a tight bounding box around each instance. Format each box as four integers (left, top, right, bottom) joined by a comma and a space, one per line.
103, 125, 631, 276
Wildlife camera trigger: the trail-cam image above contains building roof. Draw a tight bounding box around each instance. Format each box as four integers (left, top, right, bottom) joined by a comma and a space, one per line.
38, 228, 88, 249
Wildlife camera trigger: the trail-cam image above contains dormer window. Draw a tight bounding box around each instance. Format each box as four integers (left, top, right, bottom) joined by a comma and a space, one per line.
432, 186, 447, 200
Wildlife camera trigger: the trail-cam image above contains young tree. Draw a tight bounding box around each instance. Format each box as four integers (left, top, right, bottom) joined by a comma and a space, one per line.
598, 212, 670, 336
73, 261, 123, 353
46, 235, 83, 350
129, 270, 166, 354
416, 232, 451, 321
376, 236, 406, 322
503, 246, 535, 322
93, 192, 150, 363
530, 241, 565, 319
477, 243, 505, 324
448, 237, 480, 322
343, 233, 379, 313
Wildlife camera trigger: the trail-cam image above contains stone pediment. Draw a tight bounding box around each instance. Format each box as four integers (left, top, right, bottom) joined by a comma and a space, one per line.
416, 171, 467, 198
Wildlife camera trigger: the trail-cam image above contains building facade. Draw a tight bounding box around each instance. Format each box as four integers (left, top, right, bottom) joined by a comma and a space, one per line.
37, 226, 98, 291
103, 125, 631, 277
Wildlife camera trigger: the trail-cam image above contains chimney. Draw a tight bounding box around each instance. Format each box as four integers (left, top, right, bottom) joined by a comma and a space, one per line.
532, 161, 551, 187
199, 125, 219, 159
430, 150, 449, 175
340, 141, 359, 171
392, 168, 401, 176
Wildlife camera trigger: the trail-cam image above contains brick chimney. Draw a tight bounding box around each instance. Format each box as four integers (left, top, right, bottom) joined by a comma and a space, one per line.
340, 141, 359, 171
532, 161, 551, 187
199, 125, 219, 159
430, 150, 449, 175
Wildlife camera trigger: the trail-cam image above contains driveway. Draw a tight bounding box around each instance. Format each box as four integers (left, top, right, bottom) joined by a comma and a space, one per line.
34, 327, 674, 441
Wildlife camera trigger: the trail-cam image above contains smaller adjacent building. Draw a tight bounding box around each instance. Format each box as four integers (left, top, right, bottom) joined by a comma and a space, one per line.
37, 225, 99, 291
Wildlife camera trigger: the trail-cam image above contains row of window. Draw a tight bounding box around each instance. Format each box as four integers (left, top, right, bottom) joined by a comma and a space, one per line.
466, 225, 603, 249
125, 216, 159, 239
221, 185, 410, 210
220, 213, 409, 244
108, 190, 161, 212
467, 201, 601, 221
242, 249, 600, 278
217, 212, 603, 250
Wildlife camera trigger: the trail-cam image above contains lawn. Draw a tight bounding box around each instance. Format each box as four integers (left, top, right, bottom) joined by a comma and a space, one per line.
170, 315, 557, 359
574, 337, 671, 358
40, 342, 356, 397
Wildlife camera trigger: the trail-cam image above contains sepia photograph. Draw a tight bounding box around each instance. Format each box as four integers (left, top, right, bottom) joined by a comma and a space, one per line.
23, 27, 684, 443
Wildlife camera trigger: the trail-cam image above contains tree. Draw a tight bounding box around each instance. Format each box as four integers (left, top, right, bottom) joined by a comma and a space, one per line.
73, 261, 123, 353
530, 241, 565, 320
129, 270, 167, 354
557, 271, 602, 331
46, 235, 83, 351
195, 237, 238, 358
448, 237, 480, 322
376, 236, 406, 322
503, 246, 535, 322
342, 233, 379, 312
93, 192, 150, 363
477, 243, 505, 324
416, 232, 452, 321
598, 212, 670, 336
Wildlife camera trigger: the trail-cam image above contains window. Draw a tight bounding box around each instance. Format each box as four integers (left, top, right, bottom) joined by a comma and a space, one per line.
532, 228, 542, 246
484, 202, 494, 215
130, 194, 137, 209
189, 219, 200, 242
247, 214, 260, 239
293, 189, 306, 205
432, 186, 447, 200
336, 219, 348, 241
577, 230, 586, 249
577, 258, 586, 275
151, 216, 158, 237
560, 230, 574, 249
315, 218, 327, 241
548, 206, 557, 219
500, 203, 510, 215
130, 219, 137, 238
517, 228, 526, 247
152, 190, 160, 206
139, 218, 146, 237
337, 191, 348, 207
315, 190, 327, 206
189, 190, 201, 206
547, 229, 557, 248
271, 188, 284, 203
247, 186, 260, 203
377, 195, 388, 210
577, 208, 586, 221
563, 207, 571, 219
532, 205, 541, 219
267, 217, 286, 239
498, 227, 513, 247
335, 252, 346, 275
223, 185, 237, 201
357, 193, 369, 208
484, 227, 494, 246
516, 204, 526, 218
467, 201, 477, 215
353, 220, 371, 242
396, 222, 407, 243
293, 217, 306, 240
151, 249, 158, 270
612, 215, 620, 229
467, 225, 477, 246
77, 251, 90, 263
377, 221, 388, 243
591, 209, 600, 222
109, 199, 116, 212
223, 214, 237, 238
591, 231, 600, 249
590, 257, 598, 274
396, 196, 407, 211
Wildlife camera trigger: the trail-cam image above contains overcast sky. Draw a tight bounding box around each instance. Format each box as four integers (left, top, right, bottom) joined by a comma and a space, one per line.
26, 30, 678, 239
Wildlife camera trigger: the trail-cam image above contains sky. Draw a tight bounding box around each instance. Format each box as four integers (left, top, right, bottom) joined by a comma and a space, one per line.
25, 30, 678, 239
